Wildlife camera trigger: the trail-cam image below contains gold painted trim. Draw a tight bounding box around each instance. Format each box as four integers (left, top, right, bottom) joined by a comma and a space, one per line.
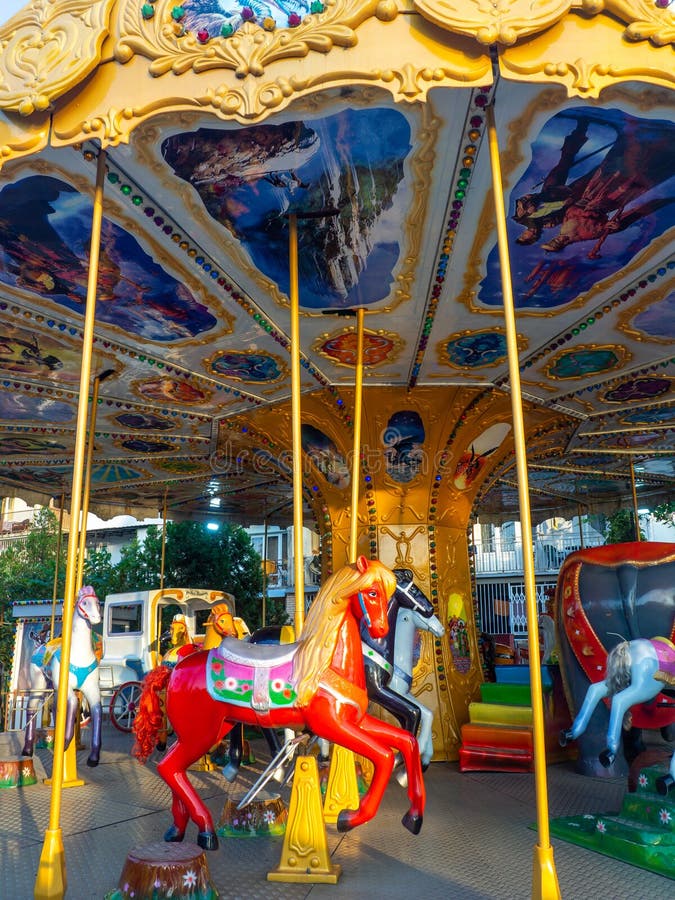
544, 343, 631, 380
114, 0, 398, 79
413, 0, 674, 50
413, 0, 573, 46
0, 0, 116, 115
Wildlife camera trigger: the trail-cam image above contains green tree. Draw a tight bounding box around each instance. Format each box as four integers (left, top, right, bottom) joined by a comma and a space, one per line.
0, 508, 67, 677
651, 500, 675, 528
604, 508, 645, 544
85, 519, 285, 630
159, 521, 285, 630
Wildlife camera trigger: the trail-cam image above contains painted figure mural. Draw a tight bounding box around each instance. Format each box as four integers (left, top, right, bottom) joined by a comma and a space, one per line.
0, 176, 217, 341
301, 423, 350, 489
382, 411, 425, 483
479, 108, 675, 310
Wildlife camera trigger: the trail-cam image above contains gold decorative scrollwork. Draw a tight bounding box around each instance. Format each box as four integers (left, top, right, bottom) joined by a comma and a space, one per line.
115, 0, 396, 79
412, 0, 573, 46
413, 0, 674, 48
0, 0, 116, 116
589, 0, 675, 48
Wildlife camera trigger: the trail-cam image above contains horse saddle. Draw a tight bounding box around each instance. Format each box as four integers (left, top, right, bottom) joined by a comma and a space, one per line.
206, 638, 298, 711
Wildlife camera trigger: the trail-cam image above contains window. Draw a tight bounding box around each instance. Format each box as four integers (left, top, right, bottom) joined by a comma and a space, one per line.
480, 522, 495, 553
108, 603, 142, 635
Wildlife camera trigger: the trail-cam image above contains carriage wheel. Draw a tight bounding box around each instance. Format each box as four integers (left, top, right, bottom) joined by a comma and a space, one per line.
109, 681, 143, 733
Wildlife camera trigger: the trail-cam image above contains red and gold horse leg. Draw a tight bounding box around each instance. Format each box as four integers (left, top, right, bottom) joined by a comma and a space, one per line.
358, 712, 426, 834
158, 685, 233, 851
305, 693, 424, 834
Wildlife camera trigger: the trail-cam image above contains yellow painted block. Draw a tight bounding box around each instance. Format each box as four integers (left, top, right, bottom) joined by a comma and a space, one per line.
468, 702, 533, 727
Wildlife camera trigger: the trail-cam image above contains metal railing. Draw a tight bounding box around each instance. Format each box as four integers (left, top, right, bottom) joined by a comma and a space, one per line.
472, 533, 604, 575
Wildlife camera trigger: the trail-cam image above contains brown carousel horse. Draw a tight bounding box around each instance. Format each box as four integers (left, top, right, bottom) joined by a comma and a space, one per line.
133, 557, 426, 850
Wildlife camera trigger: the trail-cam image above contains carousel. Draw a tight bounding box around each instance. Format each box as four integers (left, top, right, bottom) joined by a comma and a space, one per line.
0, 1, 673, 897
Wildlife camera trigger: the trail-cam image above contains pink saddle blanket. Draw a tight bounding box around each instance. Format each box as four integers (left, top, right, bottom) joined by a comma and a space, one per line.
206, 641, 297, 710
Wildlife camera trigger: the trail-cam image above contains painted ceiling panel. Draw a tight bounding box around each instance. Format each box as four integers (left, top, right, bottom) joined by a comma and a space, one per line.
0, 6, 672, 524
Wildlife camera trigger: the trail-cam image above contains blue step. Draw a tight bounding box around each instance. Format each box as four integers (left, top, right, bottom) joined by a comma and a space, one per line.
495, 664, 554, 691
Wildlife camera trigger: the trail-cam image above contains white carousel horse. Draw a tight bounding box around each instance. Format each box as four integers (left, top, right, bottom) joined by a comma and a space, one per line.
560, 637, 675, 795
387, 602, 445, 767
22, 585, 103, 767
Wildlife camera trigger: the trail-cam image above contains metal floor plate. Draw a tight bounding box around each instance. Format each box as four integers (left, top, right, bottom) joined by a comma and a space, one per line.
0, 725, 672, 899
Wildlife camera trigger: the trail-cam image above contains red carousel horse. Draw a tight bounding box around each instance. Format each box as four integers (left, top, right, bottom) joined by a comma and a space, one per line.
133, 557, 426, 850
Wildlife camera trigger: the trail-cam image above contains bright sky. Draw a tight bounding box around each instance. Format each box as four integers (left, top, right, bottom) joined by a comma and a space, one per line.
2, 1, 27, 26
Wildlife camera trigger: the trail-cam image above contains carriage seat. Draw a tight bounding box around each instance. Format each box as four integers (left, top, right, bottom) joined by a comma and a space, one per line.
215, 636, 297, 667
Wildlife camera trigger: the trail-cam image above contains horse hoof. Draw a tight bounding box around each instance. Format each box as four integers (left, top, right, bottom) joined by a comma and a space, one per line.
21, 749, 34, 758
336, 809, 357, 833
656, 775, 674, 796
402, 811, 423, 835
197, 831, 219, 851
599, 749, 615, 768
559, 729, 572, 748
86, 756, 99, 768
421, 761, 430, 773
156, 740, 167, 753
163, 825, 185, 843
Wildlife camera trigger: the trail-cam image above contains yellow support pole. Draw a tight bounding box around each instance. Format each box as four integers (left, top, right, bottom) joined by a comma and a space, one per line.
629, 458, 641, 541
348, 307, 365, 563
34, 147, 106, 900
160, 486, 168, 592
75, 368, 114, 591
323, 743, 361, 824
289, 213, 305, 636
267, 756, 341, 884
486, 104, 561, 900
49, 495, 65, 642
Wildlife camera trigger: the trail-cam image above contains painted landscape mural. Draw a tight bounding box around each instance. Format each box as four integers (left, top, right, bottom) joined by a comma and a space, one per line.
162, 108, 412, 309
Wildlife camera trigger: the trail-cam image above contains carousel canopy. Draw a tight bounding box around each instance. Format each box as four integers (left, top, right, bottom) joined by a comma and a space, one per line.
0, 0, 673, 527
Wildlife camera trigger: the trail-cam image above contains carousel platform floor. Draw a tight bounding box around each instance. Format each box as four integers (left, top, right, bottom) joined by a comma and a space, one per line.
0, 722, 673, 899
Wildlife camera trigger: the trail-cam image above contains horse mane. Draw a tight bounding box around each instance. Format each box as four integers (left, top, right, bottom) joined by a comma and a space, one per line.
293, 559, 397, 707
605, 641, 632, 695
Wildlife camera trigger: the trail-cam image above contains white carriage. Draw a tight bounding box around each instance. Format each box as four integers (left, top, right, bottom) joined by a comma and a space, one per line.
6, 587, 236, 735
100, 587, 236, 732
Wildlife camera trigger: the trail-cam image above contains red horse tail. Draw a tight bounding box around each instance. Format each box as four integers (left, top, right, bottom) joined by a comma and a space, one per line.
132, 666, 171, 763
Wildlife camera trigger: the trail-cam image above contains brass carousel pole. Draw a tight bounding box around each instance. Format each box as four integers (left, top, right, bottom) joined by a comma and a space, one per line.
288, 212, 305, 636
629, 457, 641, 541
50, 494, 65, 641
262, 513, 268, 627
35, 147, 107, 900
486, 104, 561, 900
577, 504, 585, 550
348, 308, 365, 563
160, 486, 168, 591
76, 369, 115, 590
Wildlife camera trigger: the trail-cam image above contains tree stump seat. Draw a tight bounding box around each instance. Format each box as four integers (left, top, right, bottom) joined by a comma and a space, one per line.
218, 789, 287, 837
0, 757, 37, 788
105, 842, 218, 900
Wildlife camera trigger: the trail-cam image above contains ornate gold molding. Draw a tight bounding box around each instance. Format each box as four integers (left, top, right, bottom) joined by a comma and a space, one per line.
0, 112, 50, 166
413, 0, 573, 46
412, 0, 674, 48
114, 0, 398, 78
599, 0, 675, 47
0, 0, 116, 116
